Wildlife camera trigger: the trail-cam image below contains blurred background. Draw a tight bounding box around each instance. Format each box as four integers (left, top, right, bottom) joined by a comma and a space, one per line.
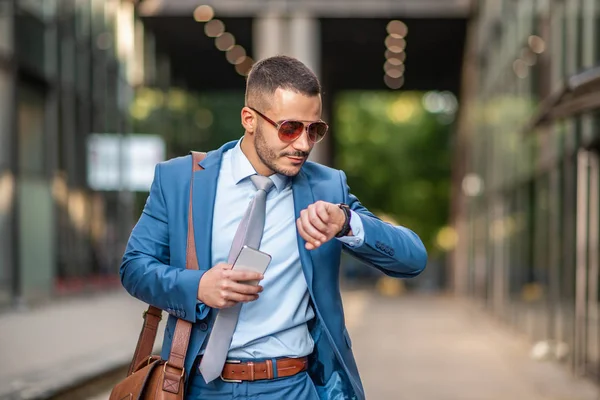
1, 0, 600, 399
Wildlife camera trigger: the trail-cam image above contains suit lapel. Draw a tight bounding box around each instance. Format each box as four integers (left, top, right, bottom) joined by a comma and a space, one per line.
191, 141, 236, 270
292, 169, 316, 291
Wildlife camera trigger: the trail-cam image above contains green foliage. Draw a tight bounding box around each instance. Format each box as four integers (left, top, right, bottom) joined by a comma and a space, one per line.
129, 87, 245, 159
129, 88, 245, 213
334, 91, 453, 255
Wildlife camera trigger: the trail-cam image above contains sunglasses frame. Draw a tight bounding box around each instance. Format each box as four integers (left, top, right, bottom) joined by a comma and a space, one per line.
248, 106, 328, 144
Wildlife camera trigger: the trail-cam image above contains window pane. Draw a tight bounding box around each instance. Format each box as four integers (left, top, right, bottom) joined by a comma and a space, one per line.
0, 67, 12, 304
0, 0, 13, 55
0, 68, 12, 169
75, 0, 90, 40
17, 84, 45, 176
15, 12, 45, 76
0, 168, 13, 304
18, 0, 56, 21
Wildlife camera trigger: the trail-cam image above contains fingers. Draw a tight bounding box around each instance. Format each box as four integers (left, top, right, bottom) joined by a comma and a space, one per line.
309, 204, 329, 232
297, 201, 339, 250
224, 269, 264, 282
297, 218, 318, 250
217, 280, 262, 307
316, 202, 331, 224
221, 280, 263, 295
200, 263, 266, 308
299, 209, 326, 244
217, 299, 239, 309
220, 290, 259, 305
213, 283, 262, 308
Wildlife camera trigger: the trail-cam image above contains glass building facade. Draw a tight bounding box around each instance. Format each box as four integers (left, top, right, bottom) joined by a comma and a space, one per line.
0, 0, 154, 306
452, 0, 600, 380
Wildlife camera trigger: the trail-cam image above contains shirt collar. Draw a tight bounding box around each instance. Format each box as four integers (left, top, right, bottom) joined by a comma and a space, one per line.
230, 138, 289, 193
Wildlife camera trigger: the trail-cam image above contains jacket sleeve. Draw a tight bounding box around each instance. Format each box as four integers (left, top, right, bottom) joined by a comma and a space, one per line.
340, 170, 427, 278
120, 163, 205, 323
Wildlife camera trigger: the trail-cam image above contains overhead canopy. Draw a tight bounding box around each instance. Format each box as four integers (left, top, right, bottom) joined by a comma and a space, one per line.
139, 14, 467, 94
138, 0, 472, 18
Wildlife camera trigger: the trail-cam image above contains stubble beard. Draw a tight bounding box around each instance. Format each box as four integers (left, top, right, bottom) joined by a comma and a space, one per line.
255, 124, 308, 177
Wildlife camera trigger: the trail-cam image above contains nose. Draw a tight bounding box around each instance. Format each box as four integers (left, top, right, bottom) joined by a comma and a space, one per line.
292, 129, 312, 152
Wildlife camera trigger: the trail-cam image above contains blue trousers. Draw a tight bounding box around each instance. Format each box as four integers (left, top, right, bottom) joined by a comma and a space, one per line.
186, 369, 320, 399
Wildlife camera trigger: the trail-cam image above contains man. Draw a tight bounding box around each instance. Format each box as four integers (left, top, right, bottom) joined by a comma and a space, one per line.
120, 55, 427, 400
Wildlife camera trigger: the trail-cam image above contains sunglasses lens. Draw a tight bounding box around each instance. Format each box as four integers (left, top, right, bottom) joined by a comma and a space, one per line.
308, 123, 328, 143
278, 121, 304, 141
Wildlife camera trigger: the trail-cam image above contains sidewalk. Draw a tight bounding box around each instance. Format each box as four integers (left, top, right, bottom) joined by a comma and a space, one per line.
0, 289, 162, 399
2, 288, 599, 400
344, 291, 600, 400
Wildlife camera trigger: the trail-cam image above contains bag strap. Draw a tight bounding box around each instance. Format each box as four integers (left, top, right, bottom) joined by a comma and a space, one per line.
127, 151, 207, 379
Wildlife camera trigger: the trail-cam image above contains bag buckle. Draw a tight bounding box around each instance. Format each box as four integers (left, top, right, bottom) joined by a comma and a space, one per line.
163, 361, 185, 379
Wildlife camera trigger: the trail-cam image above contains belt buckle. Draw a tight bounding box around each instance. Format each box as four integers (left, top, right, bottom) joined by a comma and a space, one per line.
220, 359, 242, 383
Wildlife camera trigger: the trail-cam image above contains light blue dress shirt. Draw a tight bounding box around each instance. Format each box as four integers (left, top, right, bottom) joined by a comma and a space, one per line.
202, 139, 365, 359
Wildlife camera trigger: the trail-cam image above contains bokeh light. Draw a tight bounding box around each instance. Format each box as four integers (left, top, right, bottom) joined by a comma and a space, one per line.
235, 56, 255, 76
528, 35, 546, 54
226, 45, 247, 65
193, 5, 214, 22
384, 75, 404, 90
385, 50, 406, 62
215, 32, 235, 51
387, 20, 408, 38
204, 19, 225, 37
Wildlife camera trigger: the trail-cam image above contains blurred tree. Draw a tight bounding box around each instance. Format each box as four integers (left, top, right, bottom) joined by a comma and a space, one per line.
334, 91, 454, 256
129, 88, 245, 158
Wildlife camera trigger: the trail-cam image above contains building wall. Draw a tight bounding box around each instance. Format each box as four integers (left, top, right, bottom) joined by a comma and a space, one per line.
0, 0, 15, 305
453, 0, 600, 380
0, 0, 149, 307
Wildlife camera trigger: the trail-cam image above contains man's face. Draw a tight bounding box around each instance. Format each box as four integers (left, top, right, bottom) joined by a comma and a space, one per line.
254, 88, 322, 177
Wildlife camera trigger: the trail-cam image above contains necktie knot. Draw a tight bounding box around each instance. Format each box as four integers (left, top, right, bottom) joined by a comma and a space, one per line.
250, 175, 275, 193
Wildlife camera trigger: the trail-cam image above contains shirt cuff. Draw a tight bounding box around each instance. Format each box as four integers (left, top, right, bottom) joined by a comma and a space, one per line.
196, 301, 210, 321
336, 210, 365, 247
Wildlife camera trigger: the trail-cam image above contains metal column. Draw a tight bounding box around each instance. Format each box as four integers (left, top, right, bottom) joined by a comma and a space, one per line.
252, 12, 331, 166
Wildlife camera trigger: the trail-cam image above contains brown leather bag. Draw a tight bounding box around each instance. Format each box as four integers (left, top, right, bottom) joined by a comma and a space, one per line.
110, 151, 206, 400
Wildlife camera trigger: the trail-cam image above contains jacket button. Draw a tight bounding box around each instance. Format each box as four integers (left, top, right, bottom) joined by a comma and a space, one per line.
199, 322, 208, 331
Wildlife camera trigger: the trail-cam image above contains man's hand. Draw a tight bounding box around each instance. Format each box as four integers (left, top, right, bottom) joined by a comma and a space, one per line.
197, 263, 264, 309
296, 201, 349, 250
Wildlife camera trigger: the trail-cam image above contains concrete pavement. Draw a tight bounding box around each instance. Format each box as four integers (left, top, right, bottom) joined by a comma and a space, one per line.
0, 289, 162, 399
2, 287, 599, 399
344, 291, 600, 400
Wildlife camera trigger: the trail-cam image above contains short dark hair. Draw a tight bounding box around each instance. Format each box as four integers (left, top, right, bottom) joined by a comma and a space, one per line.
245, 55, 321, 111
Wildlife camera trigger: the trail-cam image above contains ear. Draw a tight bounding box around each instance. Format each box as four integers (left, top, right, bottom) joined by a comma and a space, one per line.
241, 107, 256, 134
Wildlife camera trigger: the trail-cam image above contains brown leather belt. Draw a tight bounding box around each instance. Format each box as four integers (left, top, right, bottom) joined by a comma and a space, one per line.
199, 356, 308, 382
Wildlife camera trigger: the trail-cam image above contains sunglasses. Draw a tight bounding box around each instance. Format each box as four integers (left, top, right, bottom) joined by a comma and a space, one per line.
248, 107, 328, 144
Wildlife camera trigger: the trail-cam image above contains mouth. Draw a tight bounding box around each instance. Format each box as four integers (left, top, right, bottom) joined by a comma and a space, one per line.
286, 156, 306, 164
286, 156, 306, 163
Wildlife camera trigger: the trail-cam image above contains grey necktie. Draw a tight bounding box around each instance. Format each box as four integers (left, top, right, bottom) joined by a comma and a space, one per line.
199, 175, 275, 383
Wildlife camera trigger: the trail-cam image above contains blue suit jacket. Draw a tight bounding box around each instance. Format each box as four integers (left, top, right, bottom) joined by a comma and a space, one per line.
120, 140, 427, 400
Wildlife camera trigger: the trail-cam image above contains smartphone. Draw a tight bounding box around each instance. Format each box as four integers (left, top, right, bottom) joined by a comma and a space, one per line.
231, 245, 272, 286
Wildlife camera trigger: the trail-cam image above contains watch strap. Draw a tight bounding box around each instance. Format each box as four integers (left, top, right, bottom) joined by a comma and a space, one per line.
335, 203, 352, 238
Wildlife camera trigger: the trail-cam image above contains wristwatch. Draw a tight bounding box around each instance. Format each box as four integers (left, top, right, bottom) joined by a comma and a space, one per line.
335, 203, 352, 238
